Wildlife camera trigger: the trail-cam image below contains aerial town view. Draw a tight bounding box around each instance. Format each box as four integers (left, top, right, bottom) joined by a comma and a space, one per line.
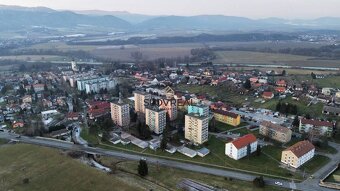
0, 0, 340, 191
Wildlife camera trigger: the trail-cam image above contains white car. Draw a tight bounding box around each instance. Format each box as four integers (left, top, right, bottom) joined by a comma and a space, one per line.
275, 182, 283, 186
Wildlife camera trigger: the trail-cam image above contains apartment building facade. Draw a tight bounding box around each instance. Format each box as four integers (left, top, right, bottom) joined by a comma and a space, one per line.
259, 121, 292, 143
185, 113, 209, 145
212, 109, 240, 127
111, 101, 130, 128
145, 107, 166, 134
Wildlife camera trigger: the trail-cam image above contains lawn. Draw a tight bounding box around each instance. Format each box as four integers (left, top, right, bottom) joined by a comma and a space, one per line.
215, 121, 248, 132
301, 155, 331, 174
0, 144, 140, 191
0, 138, 8, 145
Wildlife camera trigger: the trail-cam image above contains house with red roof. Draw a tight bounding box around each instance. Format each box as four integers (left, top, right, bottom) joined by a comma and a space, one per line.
276, 79, 287, 87
275, 87, 286, 93
262, 91, 274, 99
225, 134, 258, 160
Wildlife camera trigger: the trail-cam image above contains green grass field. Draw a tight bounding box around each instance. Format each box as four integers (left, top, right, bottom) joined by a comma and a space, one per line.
0, 144, 140, 191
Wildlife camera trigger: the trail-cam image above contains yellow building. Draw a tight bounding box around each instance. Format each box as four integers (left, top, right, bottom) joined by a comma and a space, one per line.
212, 109, 240, 127
281, 140, 315, 168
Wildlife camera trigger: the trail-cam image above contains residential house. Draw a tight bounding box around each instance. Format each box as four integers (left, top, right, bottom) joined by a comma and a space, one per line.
12, 121, 24, 128
281, 140, 315, 168
225, 134, 257, 160
259, 121, 292, 143
262, 92, 274, 99
22, 95, 32, 103
323, 106, 340, 116
276, 80, 287, 87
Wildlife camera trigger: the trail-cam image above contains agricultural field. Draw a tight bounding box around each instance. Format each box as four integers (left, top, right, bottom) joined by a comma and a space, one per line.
0, 55, 67, 62
213, 50, 340, 68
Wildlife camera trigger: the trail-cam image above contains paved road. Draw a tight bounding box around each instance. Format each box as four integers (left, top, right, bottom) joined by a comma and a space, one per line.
0, 132, 338, 191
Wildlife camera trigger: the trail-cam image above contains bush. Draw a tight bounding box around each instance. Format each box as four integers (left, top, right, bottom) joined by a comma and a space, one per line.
23, 178, 29, 184
253, 176, 265, 188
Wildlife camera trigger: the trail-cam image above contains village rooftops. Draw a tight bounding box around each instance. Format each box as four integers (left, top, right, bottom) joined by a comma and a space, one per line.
301, 118, 334, 127
260, 121, 291, 133
284, 140, 314, 158
133, 90, 150, 95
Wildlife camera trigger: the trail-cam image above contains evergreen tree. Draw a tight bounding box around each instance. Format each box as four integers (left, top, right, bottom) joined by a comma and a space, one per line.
276, 102, 281, 112
243, 79, 251, 89
292, 115, 300, 127
138, 159, 148, 176
246, 144, 251, 158
256, 145, 261, 156
160, 136, 168, 151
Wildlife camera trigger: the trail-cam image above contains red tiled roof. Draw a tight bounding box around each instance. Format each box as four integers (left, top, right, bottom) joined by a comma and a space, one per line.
301, 118, 333, 127
213, 109, 239, 119
275, 87, 286, 92
262, 91, 273, 97
67, 112, 79, 118
284, 140, 314, 158
231, 134, 257, 149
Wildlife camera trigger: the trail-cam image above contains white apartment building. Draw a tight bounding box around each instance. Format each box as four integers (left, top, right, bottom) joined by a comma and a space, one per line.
77, 76, 109, 91
225, 134, 257, 160
145, 107, 166, 134
85, 79, 116, 94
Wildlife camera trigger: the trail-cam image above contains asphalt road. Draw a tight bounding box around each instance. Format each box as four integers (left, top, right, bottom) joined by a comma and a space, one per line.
0, 132, 338, 191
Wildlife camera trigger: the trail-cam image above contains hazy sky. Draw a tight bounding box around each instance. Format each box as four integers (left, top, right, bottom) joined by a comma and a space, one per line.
0, 0, 339, 19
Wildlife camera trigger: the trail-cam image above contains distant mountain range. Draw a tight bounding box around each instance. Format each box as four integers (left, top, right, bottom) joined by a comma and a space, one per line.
1, 5, 340, 33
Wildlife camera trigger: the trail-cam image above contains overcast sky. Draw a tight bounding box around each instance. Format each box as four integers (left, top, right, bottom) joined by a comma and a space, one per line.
0, 0, 339, 19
